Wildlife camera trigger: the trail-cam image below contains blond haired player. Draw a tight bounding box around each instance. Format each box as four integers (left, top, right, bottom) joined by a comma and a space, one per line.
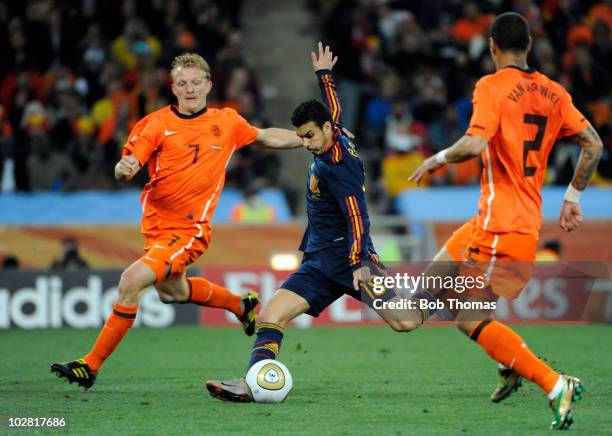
51, 53, 302, 389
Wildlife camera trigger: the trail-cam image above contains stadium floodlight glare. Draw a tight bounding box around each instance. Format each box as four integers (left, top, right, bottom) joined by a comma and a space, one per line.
270, 253, 300, 271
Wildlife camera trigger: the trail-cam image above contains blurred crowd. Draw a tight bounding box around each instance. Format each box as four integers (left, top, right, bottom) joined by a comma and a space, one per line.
1, 0, 611, 216
0, 0, 280, 193
318, 0, 612, 211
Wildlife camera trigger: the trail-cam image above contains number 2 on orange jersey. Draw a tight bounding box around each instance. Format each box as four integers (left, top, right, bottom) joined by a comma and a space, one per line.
522, 114, 547, 177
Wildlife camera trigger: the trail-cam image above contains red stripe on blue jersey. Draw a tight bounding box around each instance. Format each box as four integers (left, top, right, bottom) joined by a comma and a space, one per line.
345, 196, 363, 266
331, 143, 343, 164
320, 73, 341, 124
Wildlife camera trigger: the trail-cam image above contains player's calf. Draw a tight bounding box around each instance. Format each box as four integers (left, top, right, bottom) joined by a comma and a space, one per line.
372, 301, 422, 333
155, 275, 191, 303
384, 319, 421, 333
246, 288, 309, 368
359, 266, 427, 332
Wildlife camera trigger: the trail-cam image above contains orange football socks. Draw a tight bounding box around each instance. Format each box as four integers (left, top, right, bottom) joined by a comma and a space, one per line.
470, 319, 560, 395
83, 303, 138, 373
187, 277, 242, 316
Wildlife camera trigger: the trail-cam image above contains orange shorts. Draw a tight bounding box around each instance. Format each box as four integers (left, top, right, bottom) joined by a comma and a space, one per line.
140, 225, 210, 283
444, 216, 537, 299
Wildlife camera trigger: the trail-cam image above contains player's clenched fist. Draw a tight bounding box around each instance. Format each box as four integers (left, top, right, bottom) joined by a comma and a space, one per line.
114, 155, 140, 181
559, 200, 583, 232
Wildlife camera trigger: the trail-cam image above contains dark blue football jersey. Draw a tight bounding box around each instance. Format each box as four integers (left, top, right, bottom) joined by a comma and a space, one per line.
298, 69, 377, 270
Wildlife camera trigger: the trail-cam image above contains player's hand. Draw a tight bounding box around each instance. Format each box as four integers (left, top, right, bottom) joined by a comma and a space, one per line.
352, 265, 371, 291
408, 156, 443, 185
311, 41, 338, 72
559, 200, 583, 232
114, 155, 140, 181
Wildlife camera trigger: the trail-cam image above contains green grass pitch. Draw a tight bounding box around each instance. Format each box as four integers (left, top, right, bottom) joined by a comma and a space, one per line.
1, 325, 611, 435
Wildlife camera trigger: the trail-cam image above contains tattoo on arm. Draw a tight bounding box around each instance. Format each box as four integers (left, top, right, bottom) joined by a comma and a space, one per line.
446, 135, 487, 163
569, 125, 603, 190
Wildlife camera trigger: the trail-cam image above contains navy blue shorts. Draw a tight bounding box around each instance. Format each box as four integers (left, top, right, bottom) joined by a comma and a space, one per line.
280, 246, 392, 317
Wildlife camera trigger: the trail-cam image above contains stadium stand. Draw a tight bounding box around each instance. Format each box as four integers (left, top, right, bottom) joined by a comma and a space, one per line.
314, 0, 612, 213
0, 0, 284, 201
1, 0, 611, 265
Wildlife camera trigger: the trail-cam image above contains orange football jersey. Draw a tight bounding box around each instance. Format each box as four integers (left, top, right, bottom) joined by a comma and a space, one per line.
466, 67, 590, 235
122, 105, 259, 234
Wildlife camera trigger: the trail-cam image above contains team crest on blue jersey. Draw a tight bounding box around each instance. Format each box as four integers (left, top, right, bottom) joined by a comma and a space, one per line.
309, 173, 320, 197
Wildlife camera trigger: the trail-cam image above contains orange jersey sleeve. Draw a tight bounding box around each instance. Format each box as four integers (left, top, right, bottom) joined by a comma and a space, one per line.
557, 92, 589, 139
226, 108, 259, 149
121, 112, 162, 166
466, 76, 501, 139
123, 116, 163, 166
121, 118, 147, 158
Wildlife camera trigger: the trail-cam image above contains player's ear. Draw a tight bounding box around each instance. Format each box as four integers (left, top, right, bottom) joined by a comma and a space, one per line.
489, 37, 497, 56
323, 121, 333, 134
205, 79, 213, 94
526, 36, 533, 54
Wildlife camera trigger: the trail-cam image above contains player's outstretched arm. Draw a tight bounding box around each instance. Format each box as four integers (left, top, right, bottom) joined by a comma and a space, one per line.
255, 128, 302, 149
311, 42, 344, 127
559, 125, 603, 232
114, 155, 141, 182
409, 134, 488, 185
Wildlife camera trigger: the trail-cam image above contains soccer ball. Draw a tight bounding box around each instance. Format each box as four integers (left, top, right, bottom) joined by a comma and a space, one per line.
244, 359, 293, 403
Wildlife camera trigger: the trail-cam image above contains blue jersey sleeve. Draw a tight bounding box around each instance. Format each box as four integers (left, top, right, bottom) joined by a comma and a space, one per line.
323, 160, 370, 269
316, 69, 343, 127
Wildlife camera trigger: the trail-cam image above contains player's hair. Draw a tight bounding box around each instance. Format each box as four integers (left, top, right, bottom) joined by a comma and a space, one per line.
490, 12, 530, 52
291, 99, 333, 128
170, 53, 211, 82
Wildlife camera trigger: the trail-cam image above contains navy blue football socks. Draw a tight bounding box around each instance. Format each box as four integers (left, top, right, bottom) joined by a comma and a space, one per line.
247, 322, 285, 369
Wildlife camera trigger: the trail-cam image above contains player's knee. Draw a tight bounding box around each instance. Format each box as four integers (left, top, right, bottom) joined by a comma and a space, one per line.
388, 319, 420, 333
118, 270, 144, 301
118, 269, 147, 304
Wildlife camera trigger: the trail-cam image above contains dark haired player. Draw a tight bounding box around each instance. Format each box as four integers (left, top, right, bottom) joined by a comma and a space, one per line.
408, 12, 602, 429
206, 42, 416, 402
